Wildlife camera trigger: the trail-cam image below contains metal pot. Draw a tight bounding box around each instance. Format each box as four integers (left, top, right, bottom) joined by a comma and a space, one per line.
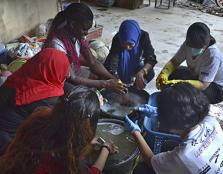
89, 118, 139, 174
100, 87, 149, 119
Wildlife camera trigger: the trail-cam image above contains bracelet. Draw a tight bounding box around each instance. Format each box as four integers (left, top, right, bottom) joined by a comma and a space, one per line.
101, 145, 111, 154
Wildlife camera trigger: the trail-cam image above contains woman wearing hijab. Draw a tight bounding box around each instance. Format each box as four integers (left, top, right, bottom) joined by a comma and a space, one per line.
0, 48, 70, 155
104, 19, 157, 90
44, 3, 127, 94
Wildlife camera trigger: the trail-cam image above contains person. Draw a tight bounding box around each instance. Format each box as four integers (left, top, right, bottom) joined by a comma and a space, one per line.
0, 48, 70, 155
156, 22, 223, 104
104, 19, 157, 90
125, 83, 223, 174
0, 86, 118, 174
44, 2, 127, 94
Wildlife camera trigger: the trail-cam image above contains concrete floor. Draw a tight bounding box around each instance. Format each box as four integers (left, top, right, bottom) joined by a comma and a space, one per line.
90, 3, 223, 118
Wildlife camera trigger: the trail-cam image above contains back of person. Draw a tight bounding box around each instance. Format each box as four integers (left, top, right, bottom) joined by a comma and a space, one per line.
151, 116, 223, 174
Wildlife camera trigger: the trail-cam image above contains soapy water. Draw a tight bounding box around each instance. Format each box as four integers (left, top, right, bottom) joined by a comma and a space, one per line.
101, 90, 148, 117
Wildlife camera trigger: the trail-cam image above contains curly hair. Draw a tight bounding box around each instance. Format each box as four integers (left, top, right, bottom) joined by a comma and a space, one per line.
157, 83, 210, 130
0, 85, 100, 174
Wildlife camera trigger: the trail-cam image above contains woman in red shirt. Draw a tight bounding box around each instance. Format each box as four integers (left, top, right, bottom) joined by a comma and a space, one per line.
0, 85, 117, 174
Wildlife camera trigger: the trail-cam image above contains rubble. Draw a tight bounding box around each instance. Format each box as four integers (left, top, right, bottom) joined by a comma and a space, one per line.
176, 0, 223, 17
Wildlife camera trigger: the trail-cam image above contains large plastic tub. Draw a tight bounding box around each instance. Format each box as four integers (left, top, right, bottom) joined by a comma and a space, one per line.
143, 92, 181, 154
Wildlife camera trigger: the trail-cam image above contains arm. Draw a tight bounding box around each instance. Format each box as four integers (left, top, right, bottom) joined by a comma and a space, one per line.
92, 147, 109, 172
68, 68, 127, 94
104, 35, 121, 77
81, 44, 116, 80
132, 131, 154, 166
135, 32, 157, 90
166, 54, 221, 90
156, 42, 187, 90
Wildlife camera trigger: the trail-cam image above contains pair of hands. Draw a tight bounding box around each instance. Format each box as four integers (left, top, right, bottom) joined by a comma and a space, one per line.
125, 104, 157, 133
106, 68, 148, 93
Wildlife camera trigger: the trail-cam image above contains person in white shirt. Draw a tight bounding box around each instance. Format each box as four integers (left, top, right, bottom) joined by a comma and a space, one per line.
156, 22, 223, 104
125, 82, 223, 174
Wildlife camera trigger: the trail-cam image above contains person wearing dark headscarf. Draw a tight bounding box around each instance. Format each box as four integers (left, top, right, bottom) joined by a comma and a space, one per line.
156, 22, 223, 104
44, 3, 127, 94
0, 48, 70, 155
104, 20, 157, 90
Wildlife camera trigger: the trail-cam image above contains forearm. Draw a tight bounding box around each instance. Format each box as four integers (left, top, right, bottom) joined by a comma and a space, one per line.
68, 76, 106, 89
90, 60, 116, 80
132, 131, 154, 166
140, 63, 153, 75
92, 147, 109, 172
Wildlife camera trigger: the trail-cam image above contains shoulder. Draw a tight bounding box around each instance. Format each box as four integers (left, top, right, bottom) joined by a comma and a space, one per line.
140, 30, 150, 41
206, 45, 223, 60
49, 37, 67, 54
202, 45, 222, 65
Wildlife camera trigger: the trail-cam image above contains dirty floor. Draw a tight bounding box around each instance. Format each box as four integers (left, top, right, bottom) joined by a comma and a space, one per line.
90, 2, 223, 118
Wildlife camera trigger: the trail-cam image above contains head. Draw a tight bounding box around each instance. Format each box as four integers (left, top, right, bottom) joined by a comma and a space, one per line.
157, 83, 209, 134
186, 22, 211, 57
65, 3, 93, 39
119, 20, 141, 50
0, 85, 100, 174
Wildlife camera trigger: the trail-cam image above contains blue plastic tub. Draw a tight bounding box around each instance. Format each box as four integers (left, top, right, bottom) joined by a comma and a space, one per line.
143, 92, 181, 154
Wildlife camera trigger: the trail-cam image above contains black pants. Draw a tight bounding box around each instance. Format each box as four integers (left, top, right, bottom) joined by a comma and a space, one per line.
169, 66, 223, 104
0, 86, 59, 155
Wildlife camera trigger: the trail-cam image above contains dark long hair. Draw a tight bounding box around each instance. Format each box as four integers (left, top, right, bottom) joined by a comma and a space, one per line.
157, 83, 209, 130
0, 85, 100, 174
49, 3, 93, 33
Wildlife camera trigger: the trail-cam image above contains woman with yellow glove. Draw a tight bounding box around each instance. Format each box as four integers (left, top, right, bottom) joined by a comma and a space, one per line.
156, 22, 223, 104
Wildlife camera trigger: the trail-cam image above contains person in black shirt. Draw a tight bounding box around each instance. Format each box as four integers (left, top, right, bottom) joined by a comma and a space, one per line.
104, 20, 157, 90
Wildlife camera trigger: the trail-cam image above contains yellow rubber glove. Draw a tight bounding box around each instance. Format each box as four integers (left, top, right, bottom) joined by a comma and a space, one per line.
156, 61, 176, 90
166, 79, 202, 89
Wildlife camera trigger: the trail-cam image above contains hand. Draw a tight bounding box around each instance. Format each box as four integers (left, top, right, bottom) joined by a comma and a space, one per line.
125, 115, 141, 133
102, 141, 119, 154
135, 104, 157, 116
156, 72, 169, 90
135, 71, 146, 90
105, 79, 128, 94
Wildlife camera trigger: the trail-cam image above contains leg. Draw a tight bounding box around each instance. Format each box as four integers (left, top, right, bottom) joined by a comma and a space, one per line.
133, 162, 156, 174
203, 83, 223, 104
169, 66, 195, 80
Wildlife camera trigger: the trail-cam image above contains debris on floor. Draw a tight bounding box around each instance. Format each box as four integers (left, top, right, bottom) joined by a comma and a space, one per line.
176, 0, 223, 17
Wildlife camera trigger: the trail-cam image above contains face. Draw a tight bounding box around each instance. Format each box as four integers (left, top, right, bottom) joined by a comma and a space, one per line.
69, 20, 92, 39
186, 39, 207, 57
121, 42, 135, 50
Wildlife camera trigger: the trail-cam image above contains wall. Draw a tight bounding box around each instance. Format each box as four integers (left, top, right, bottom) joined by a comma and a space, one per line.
0, 0, 58, 43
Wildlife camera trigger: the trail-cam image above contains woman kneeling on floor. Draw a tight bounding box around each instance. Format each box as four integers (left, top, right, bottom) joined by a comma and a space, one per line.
0, 86, 118, 174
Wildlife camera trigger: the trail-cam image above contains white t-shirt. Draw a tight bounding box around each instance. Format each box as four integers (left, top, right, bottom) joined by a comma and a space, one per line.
173, 42, 223, 86
151, 116, 223, 174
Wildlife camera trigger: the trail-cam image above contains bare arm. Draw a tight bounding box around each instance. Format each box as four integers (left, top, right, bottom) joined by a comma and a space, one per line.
81, 47, 116, 80
132, 131, 154, 166
92, 147, 109, 172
